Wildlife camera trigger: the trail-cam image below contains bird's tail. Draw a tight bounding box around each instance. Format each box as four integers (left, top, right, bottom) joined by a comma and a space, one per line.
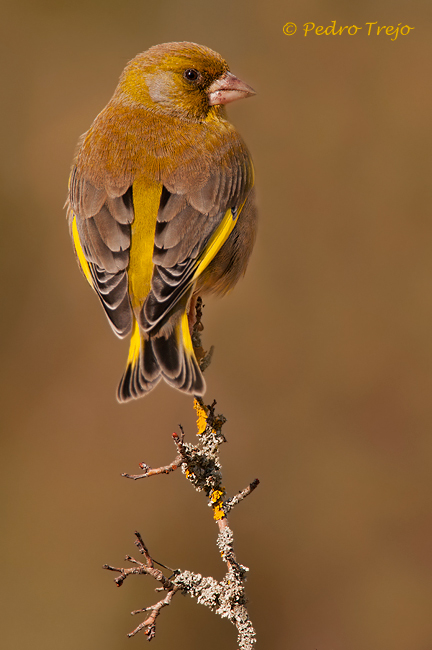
117, 316, 205, 402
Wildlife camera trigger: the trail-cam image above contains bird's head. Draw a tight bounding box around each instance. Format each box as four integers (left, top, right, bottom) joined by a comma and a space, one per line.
115, 41, 255, 121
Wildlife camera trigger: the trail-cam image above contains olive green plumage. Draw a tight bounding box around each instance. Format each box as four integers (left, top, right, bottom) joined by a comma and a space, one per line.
67, 41, 257, 401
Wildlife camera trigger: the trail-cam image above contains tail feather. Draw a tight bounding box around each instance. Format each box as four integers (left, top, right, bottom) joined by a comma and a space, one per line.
117, 343, 161, 402
117, 315, 205, 402
164, 338, 205, 395
152, 332, 182, 378
141, 337, 161, 381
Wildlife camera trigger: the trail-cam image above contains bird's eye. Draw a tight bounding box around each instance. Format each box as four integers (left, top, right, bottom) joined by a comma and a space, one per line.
184, 68, 199, 82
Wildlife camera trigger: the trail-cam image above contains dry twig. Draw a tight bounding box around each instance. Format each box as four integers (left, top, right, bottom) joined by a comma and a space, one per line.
104, 298, 259, 648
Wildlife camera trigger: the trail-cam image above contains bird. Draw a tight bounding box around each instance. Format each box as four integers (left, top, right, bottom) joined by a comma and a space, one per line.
66, 41, 257, 401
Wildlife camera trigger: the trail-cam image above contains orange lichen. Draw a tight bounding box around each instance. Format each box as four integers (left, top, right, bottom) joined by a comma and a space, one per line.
194, 399, 208, 435
210, 489, 226, 521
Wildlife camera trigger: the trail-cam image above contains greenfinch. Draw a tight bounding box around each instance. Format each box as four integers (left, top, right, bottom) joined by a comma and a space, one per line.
67, 42, 257, 401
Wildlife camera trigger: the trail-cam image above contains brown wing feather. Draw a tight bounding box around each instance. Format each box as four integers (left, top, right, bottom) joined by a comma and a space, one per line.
141, 156, 254, 334
68, 166, 133, 337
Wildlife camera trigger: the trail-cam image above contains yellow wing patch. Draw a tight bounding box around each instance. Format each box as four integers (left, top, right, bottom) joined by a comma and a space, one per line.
192, 207, 239, 281
128, 178, 163, 312
71, 214, 92, 285
191, 187, 251, 282
180, 311, 194, 354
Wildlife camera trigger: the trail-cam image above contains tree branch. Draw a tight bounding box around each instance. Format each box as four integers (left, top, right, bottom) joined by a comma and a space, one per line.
103, 298, 258, 647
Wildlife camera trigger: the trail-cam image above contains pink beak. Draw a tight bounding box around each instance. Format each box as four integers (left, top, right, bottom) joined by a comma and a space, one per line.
208, 71, 256, 106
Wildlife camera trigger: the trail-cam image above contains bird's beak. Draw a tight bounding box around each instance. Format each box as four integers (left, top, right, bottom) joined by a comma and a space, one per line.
208, 71, 256, 106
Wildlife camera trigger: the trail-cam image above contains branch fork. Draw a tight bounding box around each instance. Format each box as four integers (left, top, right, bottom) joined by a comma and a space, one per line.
105, 399, 259, 648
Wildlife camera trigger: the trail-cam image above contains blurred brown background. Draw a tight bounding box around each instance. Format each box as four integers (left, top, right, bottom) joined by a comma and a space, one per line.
1, 0, 432, 648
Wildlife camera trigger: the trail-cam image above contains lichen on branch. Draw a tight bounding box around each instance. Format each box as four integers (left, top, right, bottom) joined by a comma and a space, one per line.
105, 397, 259, 648
104, 297, 259, 648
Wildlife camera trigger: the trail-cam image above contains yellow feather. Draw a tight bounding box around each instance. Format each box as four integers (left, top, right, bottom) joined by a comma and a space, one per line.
71, 215, 92, 285
192, 206, 240, 281
127, 319, 141, 366
180, 312, 194, 354
128, 178, 163, 312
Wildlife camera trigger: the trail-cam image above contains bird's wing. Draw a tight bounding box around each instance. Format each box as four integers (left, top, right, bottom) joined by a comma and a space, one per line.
67, 166, 134, 338
140, 156, 254, 334
68, 153, 253, 339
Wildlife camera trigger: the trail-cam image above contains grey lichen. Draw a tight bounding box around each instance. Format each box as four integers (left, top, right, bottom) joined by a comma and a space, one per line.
105, 397, 258, 648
